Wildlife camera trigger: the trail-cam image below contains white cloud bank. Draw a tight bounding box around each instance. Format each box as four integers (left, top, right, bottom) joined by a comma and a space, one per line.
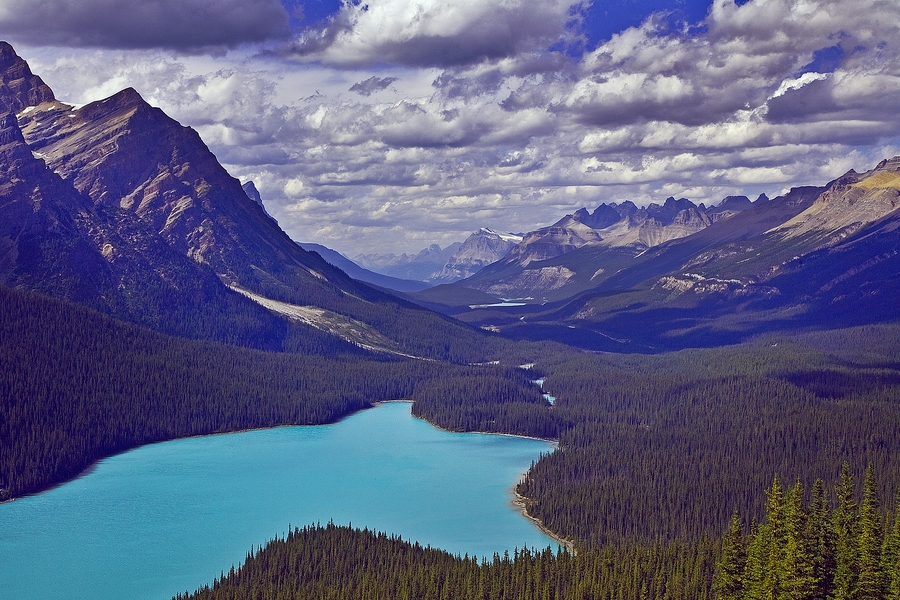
287, 0, 582, 67
6, 0, 900, 255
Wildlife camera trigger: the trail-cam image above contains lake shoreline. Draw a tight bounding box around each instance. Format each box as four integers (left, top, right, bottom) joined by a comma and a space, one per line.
2, 400, 560, 599
3, 397, 559, 505
511, 492, 576, 554
0, 401, 387, 505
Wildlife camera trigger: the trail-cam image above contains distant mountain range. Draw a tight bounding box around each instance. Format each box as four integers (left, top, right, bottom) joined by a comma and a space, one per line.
412, 158, 900, 350
457, 194, 767, 299
297, 242, 430, 293
353, 228, 523, 285
354, 243, 462, 282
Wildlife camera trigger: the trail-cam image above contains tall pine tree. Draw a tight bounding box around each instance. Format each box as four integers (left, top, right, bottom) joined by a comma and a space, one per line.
831, 463, 859, 600
715, 512, 747, 600
856, 464, 886, 600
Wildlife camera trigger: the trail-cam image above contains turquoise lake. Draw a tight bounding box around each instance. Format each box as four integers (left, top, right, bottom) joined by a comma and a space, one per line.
0, 401, 556, 600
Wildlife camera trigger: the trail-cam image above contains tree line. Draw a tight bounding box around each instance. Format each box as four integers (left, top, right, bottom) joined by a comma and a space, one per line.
715, 463, 900, 600
0, 285, 540, 500
176, 521, 717, 600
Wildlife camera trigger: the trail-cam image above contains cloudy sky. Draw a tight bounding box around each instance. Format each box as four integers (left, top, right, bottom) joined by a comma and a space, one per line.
2, 0, 899, 256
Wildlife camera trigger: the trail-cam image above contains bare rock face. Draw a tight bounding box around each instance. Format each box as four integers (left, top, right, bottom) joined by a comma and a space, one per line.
0, 41, 55, 115
16, 84, 353, 302
428, 228, 523, 283
0, 88, 282, 342
494, 196, 722, 275
773, 157, 900, 242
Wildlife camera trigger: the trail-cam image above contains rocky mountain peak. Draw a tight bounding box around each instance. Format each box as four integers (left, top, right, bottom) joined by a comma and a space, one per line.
0, 41, 55, 115
645, 197, 697, 224
771, 156, 900, 241
428, 228, 523, 283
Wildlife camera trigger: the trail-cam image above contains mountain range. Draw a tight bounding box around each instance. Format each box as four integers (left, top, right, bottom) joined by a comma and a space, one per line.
412, 159, 900, 351
2, 38, 899, 359
349, 228, 522, 285
354, 243, 462, 282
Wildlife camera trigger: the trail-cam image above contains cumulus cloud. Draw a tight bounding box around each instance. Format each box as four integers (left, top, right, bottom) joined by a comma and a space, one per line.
0, 0, 290, 50
287, 0, 582, 67
13, 0, 900, 256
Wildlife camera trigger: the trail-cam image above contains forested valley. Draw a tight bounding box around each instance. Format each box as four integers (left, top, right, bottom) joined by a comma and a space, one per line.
4, 281, 900, 599
0, 284, 545, 500
168, 321, 900, 600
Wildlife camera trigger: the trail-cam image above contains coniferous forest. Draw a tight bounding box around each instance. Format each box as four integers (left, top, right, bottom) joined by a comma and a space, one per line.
0, 285, 544, 500
713, 463, 900, 600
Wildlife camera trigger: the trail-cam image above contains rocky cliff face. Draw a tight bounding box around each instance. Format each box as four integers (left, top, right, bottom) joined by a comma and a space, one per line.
772, 157, 900, 242
0, 79, 287, 346
458, 195, 753, 298
428, 228, 523, 283
0, 42, 54, 114
16, 85, 345, 298
503, 196, 726, 268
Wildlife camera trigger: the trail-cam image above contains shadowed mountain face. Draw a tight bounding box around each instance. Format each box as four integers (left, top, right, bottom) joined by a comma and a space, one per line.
0, 42, 491, 361
17, 86, 349, 299
1, 78, 295, 349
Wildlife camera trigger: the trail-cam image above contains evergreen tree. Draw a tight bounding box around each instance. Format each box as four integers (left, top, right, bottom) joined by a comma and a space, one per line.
883, 492, 900, 600
745, 521, 769, 600
805, 479, 835, 600
714, 512, 746, 600
831, 463, 859, 600
856, 463, 886, 600
780, 480, 815, 600
745, 475, 786, 600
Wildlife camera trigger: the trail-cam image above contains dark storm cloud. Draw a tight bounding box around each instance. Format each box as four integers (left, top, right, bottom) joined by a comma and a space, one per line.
0, 0, 290, 50
349, 76, 399, 96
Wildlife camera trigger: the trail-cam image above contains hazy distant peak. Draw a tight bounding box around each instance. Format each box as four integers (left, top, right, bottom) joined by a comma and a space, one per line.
479, 227, 524, 243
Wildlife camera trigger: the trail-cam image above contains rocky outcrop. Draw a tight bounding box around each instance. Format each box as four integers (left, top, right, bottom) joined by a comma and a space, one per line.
493, 196, 730, 273
773, 157, 900, 242
428, 228, 523, 283
16, 84, 355, 301
0, 41, 54, 115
